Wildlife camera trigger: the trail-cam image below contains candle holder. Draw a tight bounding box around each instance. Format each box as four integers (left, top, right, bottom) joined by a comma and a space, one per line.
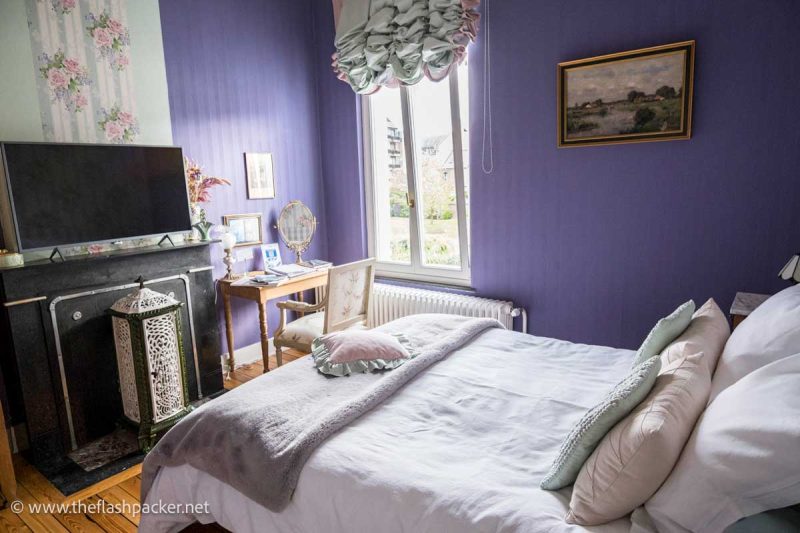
223, 248, 236, 280
218, 227, 238, 280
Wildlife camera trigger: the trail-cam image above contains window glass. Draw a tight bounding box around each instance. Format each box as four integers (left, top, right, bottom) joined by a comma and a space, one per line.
409, 76, 461, 268
458, 63, 471, 260
364, 66, 470, 284
368, 88, 410, 264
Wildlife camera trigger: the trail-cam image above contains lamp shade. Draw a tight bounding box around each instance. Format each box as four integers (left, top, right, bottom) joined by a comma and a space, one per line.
779, 254, 800, 283
220, 232, 237, 252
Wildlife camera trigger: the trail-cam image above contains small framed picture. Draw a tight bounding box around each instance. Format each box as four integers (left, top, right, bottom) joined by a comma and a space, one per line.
222, 213, 263, 247
260, 243, 282, 269
558, 41, 695, 147
244, 153, 275, 199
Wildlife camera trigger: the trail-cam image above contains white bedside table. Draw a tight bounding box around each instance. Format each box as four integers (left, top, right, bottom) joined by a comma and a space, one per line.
729, 292, 771, 329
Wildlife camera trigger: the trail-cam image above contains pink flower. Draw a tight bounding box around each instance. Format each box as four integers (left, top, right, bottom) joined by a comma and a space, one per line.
62, 0, 76, 9
47, 68, 68, 89
104, 120, 124, 141
93, 28, 112, 48
108, 19, 124, 35
117, 111, 134, 125
64, 58, 82, 75
74, 92, 88, 109
115, 55, 129, 69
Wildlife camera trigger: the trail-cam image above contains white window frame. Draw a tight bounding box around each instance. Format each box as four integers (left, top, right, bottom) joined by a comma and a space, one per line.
362, 69, 471, 287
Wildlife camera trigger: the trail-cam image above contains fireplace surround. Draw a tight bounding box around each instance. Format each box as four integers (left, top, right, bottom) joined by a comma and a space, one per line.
0, 242, 223, 493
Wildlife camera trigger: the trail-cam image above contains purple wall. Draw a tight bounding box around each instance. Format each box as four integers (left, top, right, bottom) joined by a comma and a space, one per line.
315, 0, 800, 348
312, 4, 367, 264
159, 0, 327, 351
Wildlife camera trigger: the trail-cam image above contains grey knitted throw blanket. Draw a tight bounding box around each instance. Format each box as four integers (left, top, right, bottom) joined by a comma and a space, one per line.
141, 315, 501, 512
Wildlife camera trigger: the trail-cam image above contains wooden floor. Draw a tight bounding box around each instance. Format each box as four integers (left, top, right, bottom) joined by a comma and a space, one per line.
2, 350, 305, 532
224, 349, 305, 390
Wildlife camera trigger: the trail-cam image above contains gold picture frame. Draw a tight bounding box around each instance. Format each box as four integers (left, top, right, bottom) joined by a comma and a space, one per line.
222, 213, 263, 247
558, 40, 695, 147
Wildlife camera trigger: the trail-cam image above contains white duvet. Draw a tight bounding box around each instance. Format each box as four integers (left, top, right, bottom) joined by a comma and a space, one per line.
141, 324, 636, 533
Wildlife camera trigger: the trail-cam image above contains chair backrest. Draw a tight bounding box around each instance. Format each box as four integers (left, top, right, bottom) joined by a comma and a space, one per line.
323, 258, 376, 334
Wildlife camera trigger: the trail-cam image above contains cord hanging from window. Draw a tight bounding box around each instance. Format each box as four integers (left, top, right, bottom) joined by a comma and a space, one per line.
481, 0, 494, 174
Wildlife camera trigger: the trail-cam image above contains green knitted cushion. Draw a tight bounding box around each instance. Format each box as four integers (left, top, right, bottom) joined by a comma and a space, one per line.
631, 300, 696, 367
540, 356, 662, 490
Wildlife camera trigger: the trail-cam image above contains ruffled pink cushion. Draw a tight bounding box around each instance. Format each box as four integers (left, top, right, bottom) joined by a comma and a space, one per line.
318, 330, 410, 364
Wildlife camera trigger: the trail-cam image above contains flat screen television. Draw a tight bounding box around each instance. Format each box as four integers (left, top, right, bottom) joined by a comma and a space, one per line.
0, 142, 192, 252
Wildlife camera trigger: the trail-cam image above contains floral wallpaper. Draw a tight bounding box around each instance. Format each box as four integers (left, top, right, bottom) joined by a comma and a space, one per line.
26, 0, 139, 143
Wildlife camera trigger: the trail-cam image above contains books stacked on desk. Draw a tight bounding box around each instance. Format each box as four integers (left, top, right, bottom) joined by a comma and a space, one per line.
231, 273, 288, 287
229, 260, 332, 287
269, 263, 313, 278
299, 259, 333, 270
254, 273, 288, 285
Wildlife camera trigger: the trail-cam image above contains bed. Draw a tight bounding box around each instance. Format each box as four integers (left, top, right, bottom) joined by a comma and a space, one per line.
141, 293, 800, 533
141, 317, 637, 532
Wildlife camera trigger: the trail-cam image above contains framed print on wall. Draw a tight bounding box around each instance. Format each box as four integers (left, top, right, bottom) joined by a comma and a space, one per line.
558, 41, 695, 147
244, 152, 275, 199
260, 243, 282, 268
222, 213, 263, 247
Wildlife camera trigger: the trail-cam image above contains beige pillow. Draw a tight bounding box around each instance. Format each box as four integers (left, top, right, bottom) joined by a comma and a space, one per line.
661, 298, 730, 374
566, 350, 711, 525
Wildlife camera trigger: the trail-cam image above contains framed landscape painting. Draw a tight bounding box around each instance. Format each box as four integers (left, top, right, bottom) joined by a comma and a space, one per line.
558, 41, 695, 147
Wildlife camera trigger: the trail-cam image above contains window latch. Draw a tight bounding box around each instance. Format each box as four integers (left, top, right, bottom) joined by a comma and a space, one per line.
406, 193, 415, 209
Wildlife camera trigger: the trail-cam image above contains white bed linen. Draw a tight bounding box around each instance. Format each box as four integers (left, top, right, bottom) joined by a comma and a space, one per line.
141, 327, 636, 533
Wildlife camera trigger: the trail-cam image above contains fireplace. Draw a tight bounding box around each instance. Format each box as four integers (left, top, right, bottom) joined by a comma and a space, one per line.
0, 242, 223, 494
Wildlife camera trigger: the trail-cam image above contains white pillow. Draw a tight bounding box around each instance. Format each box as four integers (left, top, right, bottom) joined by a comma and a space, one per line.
645, 352, 800, 532
710, 284, 800, 401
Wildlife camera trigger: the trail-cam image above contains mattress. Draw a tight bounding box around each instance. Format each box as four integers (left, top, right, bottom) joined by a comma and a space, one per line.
141, 325, 637, 533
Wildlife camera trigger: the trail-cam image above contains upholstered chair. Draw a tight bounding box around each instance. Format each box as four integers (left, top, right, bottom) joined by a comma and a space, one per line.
273, 258, 376, 366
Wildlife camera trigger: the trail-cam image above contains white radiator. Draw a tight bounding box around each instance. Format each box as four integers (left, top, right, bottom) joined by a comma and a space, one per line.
319, 283, 526, 332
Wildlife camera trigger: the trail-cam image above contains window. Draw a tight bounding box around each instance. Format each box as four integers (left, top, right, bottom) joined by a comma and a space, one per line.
362, 64, 470, 286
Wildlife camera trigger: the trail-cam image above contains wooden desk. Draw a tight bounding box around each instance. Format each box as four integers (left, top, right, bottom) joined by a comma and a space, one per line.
219, 270, 328, 373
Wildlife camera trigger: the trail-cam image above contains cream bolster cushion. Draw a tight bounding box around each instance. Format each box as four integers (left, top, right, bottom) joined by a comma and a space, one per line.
661, 298, 730, 375
540, 355, 661, 491
631, 300, 695, 367
644, 352, 800, 533
710, 284, 800, 402
566, 351, 711, 526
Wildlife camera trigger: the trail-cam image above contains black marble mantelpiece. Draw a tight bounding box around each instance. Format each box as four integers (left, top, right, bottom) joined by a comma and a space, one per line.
1, 240, 220, 271
0, 242, 223, 467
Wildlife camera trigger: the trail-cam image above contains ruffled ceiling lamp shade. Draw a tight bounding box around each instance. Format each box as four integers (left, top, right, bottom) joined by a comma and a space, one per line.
332, 0, 480, 94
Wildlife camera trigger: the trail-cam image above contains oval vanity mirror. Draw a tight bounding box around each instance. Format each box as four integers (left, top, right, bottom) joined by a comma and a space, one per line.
276, 200, 317, 263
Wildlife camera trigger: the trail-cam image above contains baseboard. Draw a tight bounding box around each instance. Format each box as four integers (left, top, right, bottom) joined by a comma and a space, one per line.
220, 338, 275, 370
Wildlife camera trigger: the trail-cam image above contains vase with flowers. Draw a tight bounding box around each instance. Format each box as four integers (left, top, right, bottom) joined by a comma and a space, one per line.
185, 158, 230, 241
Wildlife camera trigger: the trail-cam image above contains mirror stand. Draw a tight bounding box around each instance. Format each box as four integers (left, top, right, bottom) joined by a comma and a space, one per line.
276, 200, 317, 264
